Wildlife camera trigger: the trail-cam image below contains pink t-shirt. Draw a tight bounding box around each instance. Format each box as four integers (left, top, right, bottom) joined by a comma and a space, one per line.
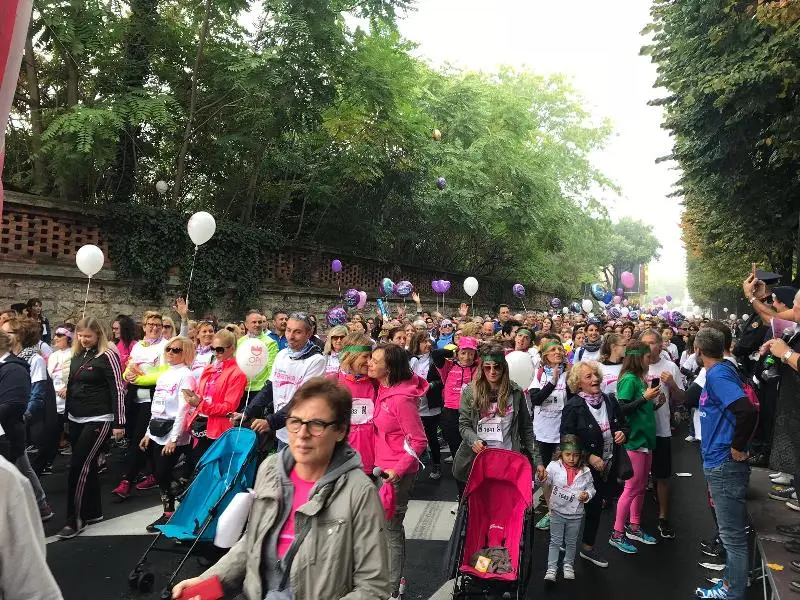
276, 469, 316, 559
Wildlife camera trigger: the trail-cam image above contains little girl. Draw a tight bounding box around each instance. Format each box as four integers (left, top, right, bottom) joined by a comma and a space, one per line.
536, 434, 595, 582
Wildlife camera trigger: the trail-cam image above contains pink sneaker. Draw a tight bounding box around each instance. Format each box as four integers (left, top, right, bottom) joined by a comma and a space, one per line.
135, 474, 158, 491
112, 479, 131, 499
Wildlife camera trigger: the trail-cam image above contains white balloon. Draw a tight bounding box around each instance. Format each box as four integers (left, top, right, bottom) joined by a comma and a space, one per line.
505, 351, 535, 390
155, 180, 169, 194
187, 211, 216, 246
729, 314, 737, 321
741, 313, 749, 321
581, 299, 593, 313
235, 338, 269, 379
620, 307, 630, 317
723, 307, 729, 313
215, 490, 254, 548
75, 244, 104, 277
463, 276, 479, 297
562, 307, 569, 314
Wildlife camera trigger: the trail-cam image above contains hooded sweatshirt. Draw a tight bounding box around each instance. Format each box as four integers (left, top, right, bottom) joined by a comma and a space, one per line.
373, 374, 430, 476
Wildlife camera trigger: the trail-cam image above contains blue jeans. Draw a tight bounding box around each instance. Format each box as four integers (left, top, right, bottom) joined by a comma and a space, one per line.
548, 512, 582, 570
704, 459, 750, 600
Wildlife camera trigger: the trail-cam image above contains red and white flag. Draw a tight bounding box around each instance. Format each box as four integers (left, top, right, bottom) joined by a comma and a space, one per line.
0, 0, 33, 220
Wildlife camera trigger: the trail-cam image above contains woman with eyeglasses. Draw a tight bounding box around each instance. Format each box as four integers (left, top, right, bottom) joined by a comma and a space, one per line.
191, 321, 216, 374
113, 311, 167, 500
453, 343, 536, 499
337, 332, 377, 475
138, 336, 197, 532
368, 343, 429, 598
182, 329, 247, 466
171, 377, 390, 600
323, 325, 348, 378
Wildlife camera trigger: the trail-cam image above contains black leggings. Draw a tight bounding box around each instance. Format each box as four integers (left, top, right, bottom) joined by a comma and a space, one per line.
536, 441, 557, 467
124, 402, 155, 482
149, 442, 187, 500
582, 469, 610, 547
440, 408, 461, 458
421, 414, 441, 466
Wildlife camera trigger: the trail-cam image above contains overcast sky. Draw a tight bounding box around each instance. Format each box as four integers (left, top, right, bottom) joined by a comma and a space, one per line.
394, 0, 684, 284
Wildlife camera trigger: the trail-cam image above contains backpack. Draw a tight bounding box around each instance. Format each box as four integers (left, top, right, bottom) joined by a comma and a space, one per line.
716, 360, 760, 443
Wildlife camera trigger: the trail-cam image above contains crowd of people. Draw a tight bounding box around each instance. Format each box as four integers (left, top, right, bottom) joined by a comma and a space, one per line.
0, 272, 798, 600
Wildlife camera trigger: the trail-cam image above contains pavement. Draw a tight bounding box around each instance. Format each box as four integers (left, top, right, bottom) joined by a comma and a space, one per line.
39, 426, 763, 599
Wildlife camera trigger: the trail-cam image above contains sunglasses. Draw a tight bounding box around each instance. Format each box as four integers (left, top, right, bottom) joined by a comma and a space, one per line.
331, 335, 345, 340
164, 325, 174, 329
213, 346, 231, 354
482, 364, 502, 372
166, 347, 183, 354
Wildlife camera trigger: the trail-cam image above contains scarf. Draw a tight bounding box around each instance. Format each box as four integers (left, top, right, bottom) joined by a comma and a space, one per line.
583, 339, 601, 353
196, 344, 212, 354
288, 339, 315, 360
578, 390, 603, 408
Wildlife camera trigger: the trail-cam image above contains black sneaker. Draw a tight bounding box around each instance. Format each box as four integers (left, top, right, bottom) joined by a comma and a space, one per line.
579, 547, 609, 568
56, 520, 85, 539
700, 538, 725, 558
658, 518, 675, 539
769, 487, 796, 501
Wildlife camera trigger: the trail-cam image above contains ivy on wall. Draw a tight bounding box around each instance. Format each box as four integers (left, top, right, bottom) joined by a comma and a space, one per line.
106, 206, 282, 314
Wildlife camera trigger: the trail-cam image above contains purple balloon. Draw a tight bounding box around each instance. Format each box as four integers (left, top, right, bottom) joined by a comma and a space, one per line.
431, 280, 441, 294
665, 295, 673, 302
396, 280, 413, 297
550, 297, 562, 309
617, 288, 623, 297
609, 307, 621, 319
326, 306, 348, 326
344, 289, 359, 308
436, 176, 447, 190
440, 280, 451, 294
512, 283, 526, 298
331, 259, 342, 273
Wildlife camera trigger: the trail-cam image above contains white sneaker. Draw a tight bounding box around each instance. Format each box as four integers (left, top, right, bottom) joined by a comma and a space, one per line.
562, 564, 575, 580
769, 472, 784, 479
544, 568, 557, 582
685, 435, 696, 442
772, 474, 793, 486
787, 499, 800, 512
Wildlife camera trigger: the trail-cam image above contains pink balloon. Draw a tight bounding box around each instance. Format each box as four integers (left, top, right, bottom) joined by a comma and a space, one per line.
612, 295, 621, 305
356, 291, 367, 309
620, 271, 635, 289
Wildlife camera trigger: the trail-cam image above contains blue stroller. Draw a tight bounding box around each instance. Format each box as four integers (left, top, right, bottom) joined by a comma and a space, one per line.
128, 427, 259, 599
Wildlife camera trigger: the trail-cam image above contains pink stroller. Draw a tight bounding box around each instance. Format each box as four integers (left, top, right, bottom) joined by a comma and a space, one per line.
444, 448, 534, 599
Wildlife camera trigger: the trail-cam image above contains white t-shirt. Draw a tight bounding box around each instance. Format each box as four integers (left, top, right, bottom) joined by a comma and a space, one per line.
576, 347, 601, 363
529, 367, 568, 444
47, 349, 72, 414
27, 353, 47, 385
587, 401, 613, 461
271, 350, 327, 443
478, 402, 514, 450
410, 355, 441, 417
147, 365, 196, 446
599, 362, 623, 397
128, 339, 167, 403
191, 349, 214, 380
325, 353, 340, 378
664, 343, 679, 362
648, 358, 684, 438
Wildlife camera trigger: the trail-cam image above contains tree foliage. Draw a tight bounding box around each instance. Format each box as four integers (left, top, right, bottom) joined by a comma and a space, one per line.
643, 0, 800, 306
5, 0, 658, 298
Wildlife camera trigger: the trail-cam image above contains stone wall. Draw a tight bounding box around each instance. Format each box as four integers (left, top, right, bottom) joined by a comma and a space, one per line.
0, 192, 553, 327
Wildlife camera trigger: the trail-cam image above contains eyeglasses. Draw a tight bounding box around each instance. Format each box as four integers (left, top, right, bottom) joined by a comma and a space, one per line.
286, 416, 339, 436
213, 346, 231, 354
166, 347, 183, 354
144, 322, 162, 328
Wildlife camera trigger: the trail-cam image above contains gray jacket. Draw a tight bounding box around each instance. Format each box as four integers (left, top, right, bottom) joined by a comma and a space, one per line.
201, 443, 390, 600
452, 382, 538, 482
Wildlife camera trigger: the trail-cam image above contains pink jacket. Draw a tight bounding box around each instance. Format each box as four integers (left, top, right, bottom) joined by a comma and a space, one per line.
339, 372, 378, 474
373, 374, 430, 476
438, 360, 479, 410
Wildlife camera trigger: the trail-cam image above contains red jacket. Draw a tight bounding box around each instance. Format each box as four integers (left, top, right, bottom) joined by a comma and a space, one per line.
185, 358, 247, 440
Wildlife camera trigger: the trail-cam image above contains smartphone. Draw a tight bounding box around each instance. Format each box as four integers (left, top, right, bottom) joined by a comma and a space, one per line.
650, 378, 660, 389
752, 262, 757, 280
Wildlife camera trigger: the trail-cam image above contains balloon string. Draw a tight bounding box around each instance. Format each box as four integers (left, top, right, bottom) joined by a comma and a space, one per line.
82, 277, 91, 318
185, 245, 199, 311
223, 387, 251, 486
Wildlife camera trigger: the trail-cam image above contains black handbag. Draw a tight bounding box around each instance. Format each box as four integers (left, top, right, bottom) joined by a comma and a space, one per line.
190, 415, 208, 438
613, 442, 634, 481
148, 419, 175, 438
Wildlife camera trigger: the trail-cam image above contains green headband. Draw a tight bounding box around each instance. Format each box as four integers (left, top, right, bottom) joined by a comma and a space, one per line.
482, 354, 505, 364
342, 345, 372, 353
540, 340, 562, 353
625, 347, 648, 356
516, 328, 532, 338
560, 442, 581, 453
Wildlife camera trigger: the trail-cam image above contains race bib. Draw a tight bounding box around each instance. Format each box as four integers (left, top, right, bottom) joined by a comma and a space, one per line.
550, 483, 582, 516
540, 395, 564, 413
151, 388, 168, 415
477, 416, 503, 442
351, 398, 375, 425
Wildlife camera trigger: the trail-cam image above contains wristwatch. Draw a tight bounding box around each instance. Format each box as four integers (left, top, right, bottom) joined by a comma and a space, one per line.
749, 296, 758, 304
783, 349, 795, 363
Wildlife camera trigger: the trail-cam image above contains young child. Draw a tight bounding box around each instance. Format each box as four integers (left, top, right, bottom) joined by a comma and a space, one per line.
536, 434, 595, 582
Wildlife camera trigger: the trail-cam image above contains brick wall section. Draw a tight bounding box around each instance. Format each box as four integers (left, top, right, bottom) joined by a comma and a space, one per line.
0, 192, 554, 323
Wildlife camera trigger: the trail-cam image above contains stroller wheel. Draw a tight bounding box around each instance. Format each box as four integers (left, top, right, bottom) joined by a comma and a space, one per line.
139, 572, 155, 593
159, 586, 172, 600
127, 569, 142, 589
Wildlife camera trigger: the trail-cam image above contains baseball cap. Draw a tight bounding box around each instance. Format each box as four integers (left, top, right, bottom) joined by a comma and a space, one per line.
773, 286, 798, 307
457, 336, 478, 351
